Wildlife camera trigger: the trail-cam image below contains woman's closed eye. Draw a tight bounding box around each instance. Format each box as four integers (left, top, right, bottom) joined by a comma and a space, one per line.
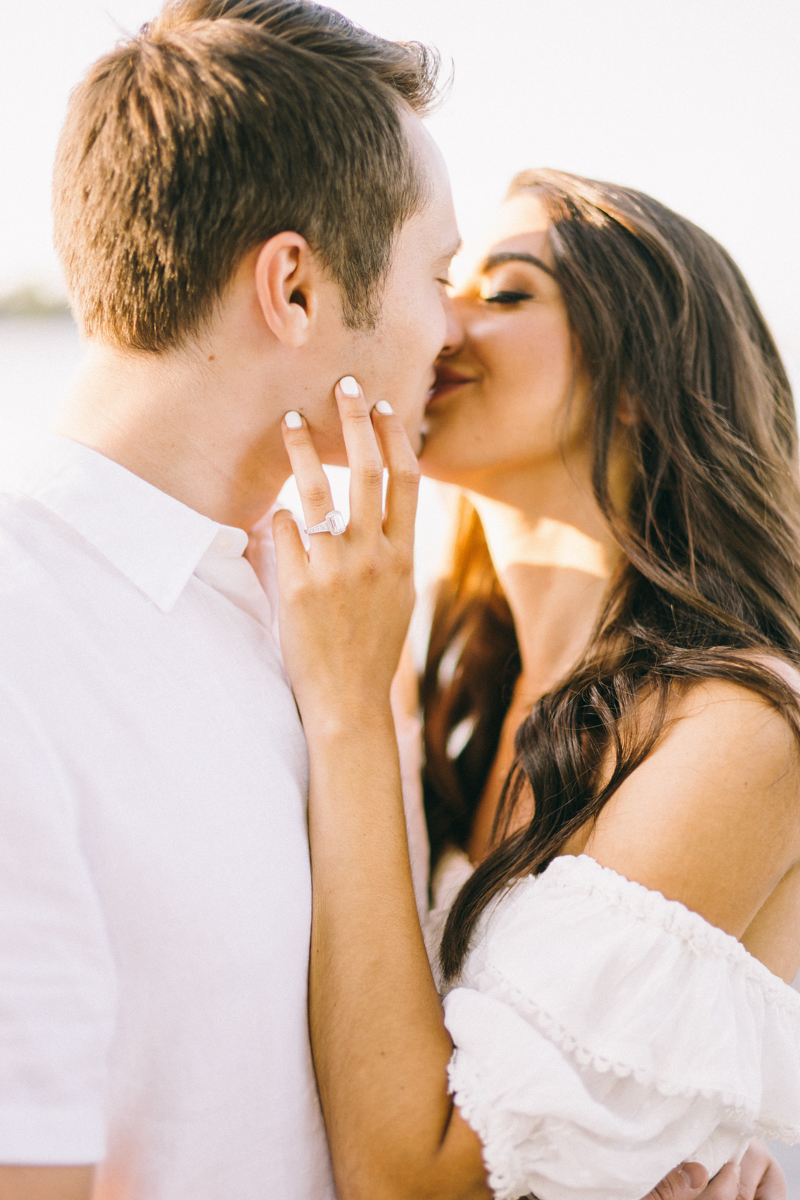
482, 289, 533, 305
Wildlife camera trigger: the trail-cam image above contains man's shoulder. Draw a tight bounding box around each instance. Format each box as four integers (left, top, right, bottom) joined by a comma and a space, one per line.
0, 487, 71, 554
0, 488, 49, 557
0, 490, 94, 613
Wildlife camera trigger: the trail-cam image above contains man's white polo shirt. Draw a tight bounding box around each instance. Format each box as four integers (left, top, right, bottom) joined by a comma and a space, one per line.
0, 435, 335, 1198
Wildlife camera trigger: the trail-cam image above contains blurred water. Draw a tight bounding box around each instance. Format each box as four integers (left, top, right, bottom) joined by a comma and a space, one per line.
1, 317, 798, 1191
0, 316, 83, 428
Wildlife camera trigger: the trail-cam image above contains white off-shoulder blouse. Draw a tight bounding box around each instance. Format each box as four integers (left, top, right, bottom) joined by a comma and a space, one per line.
424, 851, 800, 1200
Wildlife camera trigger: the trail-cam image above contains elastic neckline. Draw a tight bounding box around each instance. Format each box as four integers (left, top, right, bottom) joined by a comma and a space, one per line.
532, 853, 800, 1013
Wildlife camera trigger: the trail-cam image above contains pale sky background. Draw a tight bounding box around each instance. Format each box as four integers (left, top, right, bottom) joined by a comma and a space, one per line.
1, 0, 799, 385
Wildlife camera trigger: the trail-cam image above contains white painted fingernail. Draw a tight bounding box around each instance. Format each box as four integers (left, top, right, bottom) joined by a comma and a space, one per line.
339, 376, 359, 397
374, 400, 393, 415
284, 411, 303, 429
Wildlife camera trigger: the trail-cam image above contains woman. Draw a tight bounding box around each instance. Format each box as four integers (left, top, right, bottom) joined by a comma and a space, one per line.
270, 172, 800, 1200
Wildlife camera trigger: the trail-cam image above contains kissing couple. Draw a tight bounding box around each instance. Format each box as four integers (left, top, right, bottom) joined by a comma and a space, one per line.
0, 2, 798, 1199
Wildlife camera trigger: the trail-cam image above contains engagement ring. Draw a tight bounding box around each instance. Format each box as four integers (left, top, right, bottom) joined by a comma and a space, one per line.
305, 510, 346, 537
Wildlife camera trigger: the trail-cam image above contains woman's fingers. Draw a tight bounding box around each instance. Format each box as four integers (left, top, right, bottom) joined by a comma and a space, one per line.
281, 410, 335, 534
272, 381, 418, 729
371, 400, 421, 547
281, 377, 419, 556
334, 376, 385, 533
272, 508, 308, 585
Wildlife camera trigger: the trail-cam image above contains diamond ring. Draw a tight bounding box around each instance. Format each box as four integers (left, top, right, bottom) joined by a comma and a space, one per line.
305, 510, 346, 537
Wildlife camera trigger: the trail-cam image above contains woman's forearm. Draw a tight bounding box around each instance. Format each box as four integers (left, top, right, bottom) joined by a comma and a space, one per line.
306, 708, 489, 1200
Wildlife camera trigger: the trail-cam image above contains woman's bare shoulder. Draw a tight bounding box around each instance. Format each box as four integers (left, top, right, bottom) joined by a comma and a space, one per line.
583, 667, 800, 941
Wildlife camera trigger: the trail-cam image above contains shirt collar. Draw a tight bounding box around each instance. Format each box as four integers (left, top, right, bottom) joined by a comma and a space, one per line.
8, 433, 249, 612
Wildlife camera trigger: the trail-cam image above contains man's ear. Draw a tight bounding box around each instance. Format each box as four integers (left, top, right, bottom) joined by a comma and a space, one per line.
253, 232, 316, 348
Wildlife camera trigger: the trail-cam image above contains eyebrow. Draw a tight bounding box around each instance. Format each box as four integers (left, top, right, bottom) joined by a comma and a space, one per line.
480, 251, 556, 279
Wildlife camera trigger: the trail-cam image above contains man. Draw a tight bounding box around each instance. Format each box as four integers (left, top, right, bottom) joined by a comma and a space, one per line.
0, 5, 457, 1197
0, 2, 770, 1197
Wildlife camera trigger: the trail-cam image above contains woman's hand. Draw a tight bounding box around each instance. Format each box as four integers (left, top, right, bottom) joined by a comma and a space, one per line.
272, 378, 490, 1200
272, 376, 419, 731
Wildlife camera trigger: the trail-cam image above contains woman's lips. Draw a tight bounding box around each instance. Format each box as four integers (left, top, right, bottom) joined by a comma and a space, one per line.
426, 368, 475, 406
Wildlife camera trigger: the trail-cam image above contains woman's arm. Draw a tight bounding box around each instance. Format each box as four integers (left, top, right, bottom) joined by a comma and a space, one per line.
274, 381, 488, 1200
303, 707, 489, 1200
273, 379, 778, 1200
0, 1167, 94, 1200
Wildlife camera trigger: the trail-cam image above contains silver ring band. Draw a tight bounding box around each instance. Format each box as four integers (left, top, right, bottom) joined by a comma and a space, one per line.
305, 510, 346, 537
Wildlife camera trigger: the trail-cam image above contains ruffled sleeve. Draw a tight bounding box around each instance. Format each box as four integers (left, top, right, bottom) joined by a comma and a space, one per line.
442, 854, 800, 1200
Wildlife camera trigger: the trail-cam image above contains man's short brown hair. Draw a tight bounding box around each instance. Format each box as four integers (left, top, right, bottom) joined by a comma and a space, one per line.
53, 0, 440, 352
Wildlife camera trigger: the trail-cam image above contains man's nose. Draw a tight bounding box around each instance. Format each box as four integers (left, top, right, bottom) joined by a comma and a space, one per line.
439, 291, 465, 358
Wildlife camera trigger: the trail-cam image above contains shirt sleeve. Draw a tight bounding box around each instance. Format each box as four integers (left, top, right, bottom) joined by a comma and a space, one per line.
443, 854, 800, 1200
0, 680, 116, 1164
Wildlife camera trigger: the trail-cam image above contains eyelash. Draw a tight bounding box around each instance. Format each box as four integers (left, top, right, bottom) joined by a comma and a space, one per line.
483, 290, 533, 305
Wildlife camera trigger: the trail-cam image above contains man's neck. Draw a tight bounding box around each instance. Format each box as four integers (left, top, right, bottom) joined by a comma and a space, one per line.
54, 340, 291, 530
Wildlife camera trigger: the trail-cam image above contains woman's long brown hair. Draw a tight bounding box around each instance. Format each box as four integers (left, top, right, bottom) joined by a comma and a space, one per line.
421, 169, 800, 981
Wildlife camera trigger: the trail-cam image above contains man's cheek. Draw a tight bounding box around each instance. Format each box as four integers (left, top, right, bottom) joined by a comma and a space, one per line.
414, 308, 447, 369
